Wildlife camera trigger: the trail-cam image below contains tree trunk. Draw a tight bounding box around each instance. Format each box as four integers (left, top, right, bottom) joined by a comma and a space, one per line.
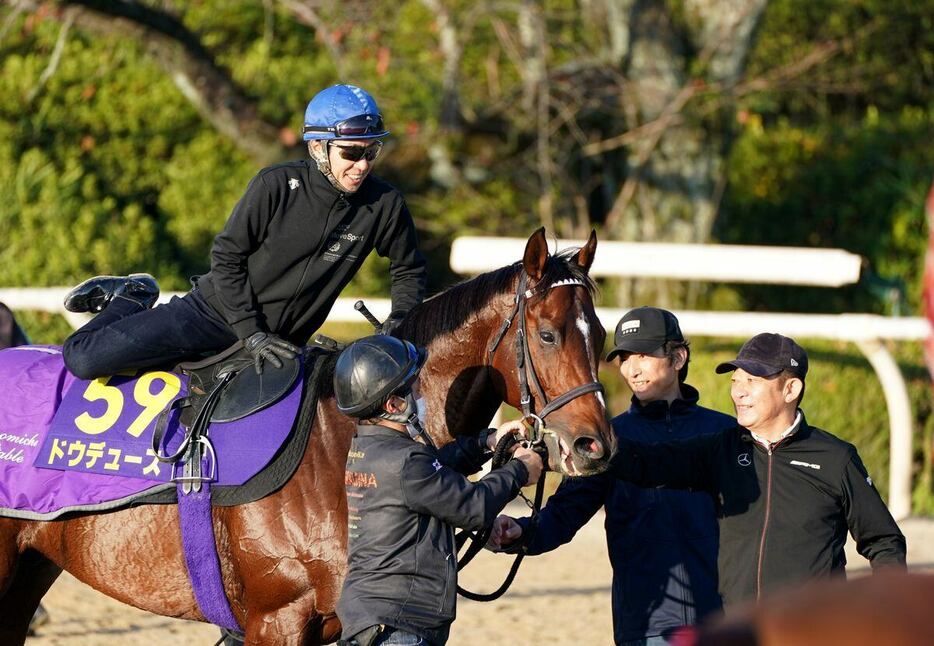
603, 0, 768, 307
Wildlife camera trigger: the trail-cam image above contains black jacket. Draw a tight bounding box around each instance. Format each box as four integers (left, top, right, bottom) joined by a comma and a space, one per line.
196, 161, 426, 343
337, 425, 529, 645
609, 412, 906, 607
518, 385, 729, 643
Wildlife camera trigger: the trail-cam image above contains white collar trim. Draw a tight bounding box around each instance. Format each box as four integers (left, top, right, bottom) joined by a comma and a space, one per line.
751, 410, 802, 449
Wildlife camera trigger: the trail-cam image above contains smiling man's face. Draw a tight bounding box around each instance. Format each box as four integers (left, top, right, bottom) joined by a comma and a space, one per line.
730, 368, 798, 435
617, 347, 682, 404
327, 140, 380, 192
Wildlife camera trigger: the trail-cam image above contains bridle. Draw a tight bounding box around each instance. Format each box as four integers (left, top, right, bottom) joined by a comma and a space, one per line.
456, 268, 605, 602
486, 269, 604, 452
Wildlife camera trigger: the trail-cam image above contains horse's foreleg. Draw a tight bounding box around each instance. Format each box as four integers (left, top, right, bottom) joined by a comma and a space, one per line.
0, 548, 62, 645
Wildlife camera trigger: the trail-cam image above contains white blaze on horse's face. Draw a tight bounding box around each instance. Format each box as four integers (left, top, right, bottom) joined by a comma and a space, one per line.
535, 290, 609, 477
575, 313, 606, 408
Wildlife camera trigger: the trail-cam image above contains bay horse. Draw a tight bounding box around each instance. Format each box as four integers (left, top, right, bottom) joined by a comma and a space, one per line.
0, 228, 613, 644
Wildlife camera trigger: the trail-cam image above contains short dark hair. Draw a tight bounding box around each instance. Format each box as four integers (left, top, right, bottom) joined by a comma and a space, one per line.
357, 402, 388, 423
663, 340, 691, 383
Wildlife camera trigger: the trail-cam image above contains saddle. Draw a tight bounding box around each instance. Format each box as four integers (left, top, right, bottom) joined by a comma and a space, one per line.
152, 341, 301, 493
180, 341, 301, 424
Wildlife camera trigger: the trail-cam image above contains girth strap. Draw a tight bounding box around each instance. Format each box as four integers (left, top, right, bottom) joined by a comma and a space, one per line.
177, 481, 241, 631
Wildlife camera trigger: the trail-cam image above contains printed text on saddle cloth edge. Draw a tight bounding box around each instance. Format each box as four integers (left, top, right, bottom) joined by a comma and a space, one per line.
0, 431, 40, 464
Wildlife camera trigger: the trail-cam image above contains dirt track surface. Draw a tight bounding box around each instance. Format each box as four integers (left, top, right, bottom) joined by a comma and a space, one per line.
24, 510, 934, 645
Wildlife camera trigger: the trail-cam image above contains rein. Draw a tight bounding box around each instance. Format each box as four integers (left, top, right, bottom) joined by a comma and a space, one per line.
456, 269, 604, 602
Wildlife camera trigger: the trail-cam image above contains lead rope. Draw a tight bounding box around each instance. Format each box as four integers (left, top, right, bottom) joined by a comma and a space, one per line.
455, 433, 521, 570
455, 434, 546, 602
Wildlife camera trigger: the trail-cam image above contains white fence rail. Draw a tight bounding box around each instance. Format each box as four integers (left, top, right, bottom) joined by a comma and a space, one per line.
451, 237, 864, 286
1, 281, 928, 519
449, 237, 928, 521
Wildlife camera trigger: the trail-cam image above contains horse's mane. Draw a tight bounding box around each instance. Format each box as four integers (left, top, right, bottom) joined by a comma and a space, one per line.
401, 247, 596, 348
313, 247, 595, 400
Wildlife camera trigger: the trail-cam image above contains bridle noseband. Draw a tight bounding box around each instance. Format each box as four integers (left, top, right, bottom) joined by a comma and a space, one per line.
487, 269, 604, 443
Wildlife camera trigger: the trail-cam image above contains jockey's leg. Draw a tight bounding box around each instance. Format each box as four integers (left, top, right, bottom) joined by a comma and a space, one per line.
62, 290, 238, 379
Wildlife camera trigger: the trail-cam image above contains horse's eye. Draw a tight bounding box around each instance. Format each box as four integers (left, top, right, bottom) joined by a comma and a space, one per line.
539, 330, 556, 345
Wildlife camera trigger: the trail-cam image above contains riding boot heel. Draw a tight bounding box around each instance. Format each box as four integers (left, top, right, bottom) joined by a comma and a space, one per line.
64, 273, 160, 313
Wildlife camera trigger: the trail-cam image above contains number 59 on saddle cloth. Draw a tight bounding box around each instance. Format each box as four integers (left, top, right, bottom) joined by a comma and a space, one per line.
0, 345, 304, 520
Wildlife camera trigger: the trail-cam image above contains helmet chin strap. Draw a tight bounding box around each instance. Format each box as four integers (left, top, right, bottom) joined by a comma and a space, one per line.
310, 142, 358, 194
380, 393, 435, 448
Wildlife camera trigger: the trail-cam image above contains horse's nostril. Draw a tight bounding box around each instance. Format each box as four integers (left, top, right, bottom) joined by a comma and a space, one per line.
573, 435, 604, 460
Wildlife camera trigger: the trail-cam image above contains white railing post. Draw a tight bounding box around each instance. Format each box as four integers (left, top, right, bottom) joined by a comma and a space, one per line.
855, 339, 914, 520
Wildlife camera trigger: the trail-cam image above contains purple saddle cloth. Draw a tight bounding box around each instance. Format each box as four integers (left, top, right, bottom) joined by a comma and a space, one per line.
0, 346, 303, 520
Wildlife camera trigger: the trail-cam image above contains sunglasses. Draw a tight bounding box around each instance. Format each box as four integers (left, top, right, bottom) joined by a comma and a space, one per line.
330, 141, 383, 163
303, 113, 385, 138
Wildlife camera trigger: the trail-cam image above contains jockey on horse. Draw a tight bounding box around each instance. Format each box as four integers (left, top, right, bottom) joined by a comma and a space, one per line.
61, 84, 426, 378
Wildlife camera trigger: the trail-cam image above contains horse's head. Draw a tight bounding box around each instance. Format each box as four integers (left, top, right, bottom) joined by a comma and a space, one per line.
405, 228, 613, 476
487, 228, 613, 476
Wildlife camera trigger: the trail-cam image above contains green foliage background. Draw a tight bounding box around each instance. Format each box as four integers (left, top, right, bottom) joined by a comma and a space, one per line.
2, 0, 934, 511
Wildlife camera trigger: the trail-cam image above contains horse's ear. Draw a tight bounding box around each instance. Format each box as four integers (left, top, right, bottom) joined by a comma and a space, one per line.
523, 227, 549, 280
575, 230, 598, 274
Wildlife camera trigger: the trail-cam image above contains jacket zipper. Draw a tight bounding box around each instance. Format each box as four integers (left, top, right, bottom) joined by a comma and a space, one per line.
663, 406, 688, 624
756, 445, 774, 599
754, 434, 793, 598
278, 193, 342, 331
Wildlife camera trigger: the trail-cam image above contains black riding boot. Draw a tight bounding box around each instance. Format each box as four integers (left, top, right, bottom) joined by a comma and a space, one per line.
63, 273, 160, 313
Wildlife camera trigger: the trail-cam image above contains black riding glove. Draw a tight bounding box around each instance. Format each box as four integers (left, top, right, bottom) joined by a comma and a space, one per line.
379, 311, 407, 337
244, 332, 299, 374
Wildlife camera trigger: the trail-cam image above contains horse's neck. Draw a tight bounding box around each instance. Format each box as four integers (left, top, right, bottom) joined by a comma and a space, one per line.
419, 295, 511, 440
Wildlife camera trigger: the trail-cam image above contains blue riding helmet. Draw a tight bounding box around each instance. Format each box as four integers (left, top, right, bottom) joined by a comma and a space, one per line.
302, 84, 390, 141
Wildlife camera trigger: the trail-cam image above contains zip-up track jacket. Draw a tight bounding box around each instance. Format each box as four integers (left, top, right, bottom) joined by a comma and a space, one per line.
338, 426, 529, 645
196, 161, 426, 343
518, 385, 730, 643
610, 412, 906, 607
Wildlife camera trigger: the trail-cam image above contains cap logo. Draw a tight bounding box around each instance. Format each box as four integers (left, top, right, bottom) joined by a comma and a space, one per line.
790, 358, 799, 367
619, 320, 641, 335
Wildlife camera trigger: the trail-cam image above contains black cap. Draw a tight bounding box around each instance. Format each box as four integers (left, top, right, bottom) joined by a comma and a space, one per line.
605, 307, 684, 361
715, 333, 808, 379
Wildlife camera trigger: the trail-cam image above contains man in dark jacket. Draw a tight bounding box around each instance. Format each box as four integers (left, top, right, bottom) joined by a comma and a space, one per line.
489, 307, 730, 645
333, 335, 543, 646
61, 84, 426, 379
609, 332, 907, 609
